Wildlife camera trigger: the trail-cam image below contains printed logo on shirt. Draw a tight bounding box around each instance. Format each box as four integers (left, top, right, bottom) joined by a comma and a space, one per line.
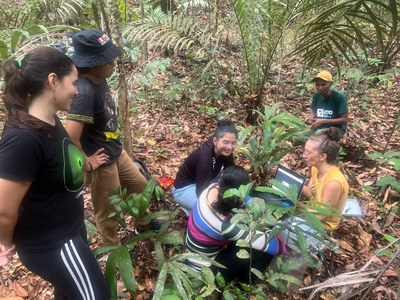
317, 108, 333, 118
62, 138, 84, 192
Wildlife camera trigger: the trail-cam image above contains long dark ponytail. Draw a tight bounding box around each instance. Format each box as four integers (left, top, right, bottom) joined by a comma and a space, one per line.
2, 46, 74, 130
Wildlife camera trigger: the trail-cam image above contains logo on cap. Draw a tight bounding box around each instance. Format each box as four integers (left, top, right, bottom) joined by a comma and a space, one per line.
98, 34, 110, 45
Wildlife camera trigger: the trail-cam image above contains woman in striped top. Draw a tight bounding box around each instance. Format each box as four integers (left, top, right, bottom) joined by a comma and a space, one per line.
186, 165, 286, 284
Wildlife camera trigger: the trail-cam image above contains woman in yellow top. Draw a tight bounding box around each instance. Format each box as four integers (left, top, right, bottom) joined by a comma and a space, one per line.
301, 127, 349, 232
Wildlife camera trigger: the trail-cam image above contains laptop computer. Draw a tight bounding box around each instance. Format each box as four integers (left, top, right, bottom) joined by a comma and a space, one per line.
251, 165, 306, 207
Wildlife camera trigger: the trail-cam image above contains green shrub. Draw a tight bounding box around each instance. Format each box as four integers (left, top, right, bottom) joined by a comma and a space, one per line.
238, 103, 305, 184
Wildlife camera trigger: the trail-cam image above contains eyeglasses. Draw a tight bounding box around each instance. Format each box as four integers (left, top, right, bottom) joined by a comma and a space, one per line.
303, 149, 319, 157
222, 140, 237, 147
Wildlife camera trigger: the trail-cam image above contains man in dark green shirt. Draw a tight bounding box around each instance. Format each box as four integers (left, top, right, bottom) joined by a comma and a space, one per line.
292, 70, 349, 146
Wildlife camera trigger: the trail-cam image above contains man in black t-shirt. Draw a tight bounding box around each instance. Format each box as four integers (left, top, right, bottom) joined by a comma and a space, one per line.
66, 29, 147, 245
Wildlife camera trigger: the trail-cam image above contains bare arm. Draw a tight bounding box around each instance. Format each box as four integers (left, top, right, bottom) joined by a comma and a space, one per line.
0, 179, 31, 248
301, 180, 342, 221
65, 120, 109, 170
321, 181, 342, 208
301, 178, 313, 200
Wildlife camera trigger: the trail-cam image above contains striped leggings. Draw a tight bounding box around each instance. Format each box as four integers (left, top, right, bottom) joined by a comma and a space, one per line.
17, 226, 109, 300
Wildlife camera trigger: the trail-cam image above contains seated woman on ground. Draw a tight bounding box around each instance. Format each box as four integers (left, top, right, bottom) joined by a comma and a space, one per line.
186, 165, 286, 284
173, 119, 237, 213
301, 127, 349, 232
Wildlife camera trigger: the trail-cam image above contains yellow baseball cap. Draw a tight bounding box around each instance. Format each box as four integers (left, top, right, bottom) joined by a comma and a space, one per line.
312, 70, 333, 82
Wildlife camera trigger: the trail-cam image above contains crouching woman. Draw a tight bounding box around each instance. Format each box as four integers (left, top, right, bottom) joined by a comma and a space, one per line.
301, 127, 349, 232
185, 165, 286, 284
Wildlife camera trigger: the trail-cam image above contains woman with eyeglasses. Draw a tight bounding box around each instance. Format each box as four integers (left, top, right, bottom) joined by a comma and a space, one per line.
301, 127, 349, 232
173, 119, 238, 214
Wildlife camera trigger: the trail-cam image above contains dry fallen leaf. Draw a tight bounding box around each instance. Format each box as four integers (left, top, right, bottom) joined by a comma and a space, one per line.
303, 275, 312, 285
337, 240, 356, 252
13, 282, 28, 298
144, 276, 154, 291
358, 224, 372, 248
383, 211, 396, 228
320, 291, 336, 300
355, 176, 364, 185
344, 262, 355, 271
384, 269, 398, 277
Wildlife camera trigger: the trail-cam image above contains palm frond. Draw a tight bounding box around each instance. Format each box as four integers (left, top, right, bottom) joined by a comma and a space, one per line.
177, 0, 210, 11
41, 0, 85, 22
0, 25, 77, 61
294, 0, 400, 70
0, 6, 30, 28
123, 11, 207, 55
230, 0, 304, 93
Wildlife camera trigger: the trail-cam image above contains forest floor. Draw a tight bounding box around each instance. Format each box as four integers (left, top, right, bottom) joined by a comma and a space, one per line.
0, 58, 399, 300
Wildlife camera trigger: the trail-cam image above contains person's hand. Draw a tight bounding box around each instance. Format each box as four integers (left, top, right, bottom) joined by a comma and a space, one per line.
310, 118, 325, 129
0, 244, 16, 266
87, 148, 109, 171
305, 115, 316, 125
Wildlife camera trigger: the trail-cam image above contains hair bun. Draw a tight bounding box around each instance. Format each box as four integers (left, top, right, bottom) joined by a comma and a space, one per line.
217, 119, 233, 127
326, 127, 340, 142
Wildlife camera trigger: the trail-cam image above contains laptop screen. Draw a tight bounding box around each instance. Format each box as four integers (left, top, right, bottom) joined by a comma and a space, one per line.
272, 165, 306, 199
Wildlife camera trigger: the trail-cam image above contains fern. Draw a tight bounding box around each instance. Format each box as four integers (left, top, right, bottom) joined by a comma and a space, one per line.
123, 9, 208, 55
40, 0, 85, 22
177, 0, 210, 11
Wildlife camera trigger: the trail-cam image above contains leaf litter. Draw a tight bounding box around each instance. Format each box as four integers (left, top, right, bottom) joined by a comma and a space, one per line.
1, 61, 399, 300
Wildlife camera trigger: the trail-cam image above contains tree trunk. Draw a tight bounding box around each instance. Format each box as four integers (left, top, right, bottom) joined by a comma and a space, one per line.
103, 0, 133, 155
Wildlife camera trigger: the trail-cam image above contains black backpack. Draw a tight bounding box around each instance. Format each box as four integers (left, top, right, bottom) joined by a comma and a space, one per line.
133, 157, 152, 180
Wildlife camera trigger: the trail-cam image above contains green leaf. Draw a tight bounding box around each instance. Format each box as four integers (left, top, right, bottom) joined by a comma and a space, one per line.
236, 249, 250, 259
105, 248, 119, 299
157, 209, 179, 235
0, 40, 8, 59
153, 266, 168, 300
281, 274, 302, 285
247, 197, 266, 214
92, 245, 118, 256
236, 239, 249, 248
383, 234, 398, 243
222, 290, 235, 300
250, 267, 264, 280
105, 246, 137, 298
157, 231, 185, 246
84, 219, 97, 240
117, 247, 137, 293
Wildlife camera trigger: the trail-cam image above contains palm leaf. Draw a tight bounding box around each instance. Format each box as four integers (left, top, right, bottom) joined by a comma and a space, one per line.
294, 0, 400, 70
41, 0, 85, 22
123, 10, 207, 55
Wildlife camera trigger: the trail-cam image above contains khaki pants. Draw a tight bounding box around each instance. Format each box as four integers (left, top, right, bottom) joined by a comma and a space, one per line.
86, 149, 147, 245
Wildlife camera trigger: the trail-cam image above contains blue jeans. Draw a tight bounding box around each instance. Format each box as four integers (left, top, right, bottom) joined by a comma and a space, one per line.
173, 184, 197, 211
